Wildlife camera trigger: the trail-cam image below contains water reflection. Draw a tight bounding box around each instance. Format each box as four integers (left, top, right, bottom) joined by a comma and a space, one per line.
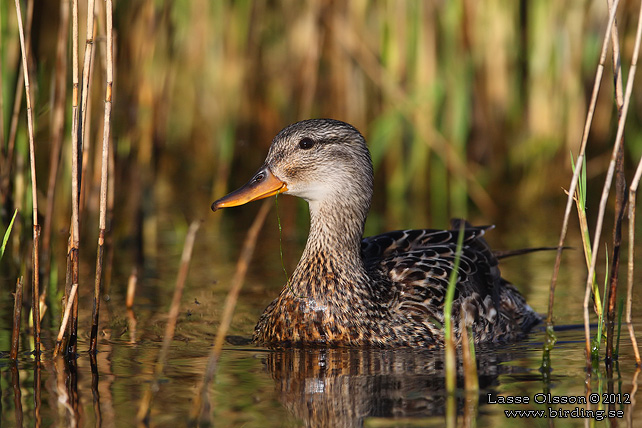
263, 345, 527, 427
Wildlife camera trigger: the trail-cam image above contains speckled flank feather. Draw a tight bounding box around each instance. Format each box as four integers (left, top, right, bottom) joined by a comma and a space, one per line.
255, 223, 540, 347
215, 119, 541, 347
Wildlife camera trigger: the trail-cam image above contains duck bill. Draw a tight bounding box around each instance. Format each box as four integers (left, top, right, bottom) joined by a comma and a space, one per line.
211, 166, 287, 211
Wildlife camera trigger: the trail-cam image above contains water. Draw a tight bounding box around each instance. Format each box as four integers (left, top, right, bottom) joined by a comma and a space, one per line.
1, 213, 642, 427
2, 327, 641, 427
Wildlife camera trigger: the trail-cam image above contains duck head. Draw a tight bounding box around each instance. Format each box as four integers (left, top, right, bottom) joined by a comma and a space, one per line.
211, 119, 374, 213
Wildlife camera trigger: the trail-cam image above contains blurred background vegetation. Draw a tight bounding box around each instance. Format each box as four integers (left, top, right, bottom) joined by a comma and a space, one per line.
1, 0, 641, 315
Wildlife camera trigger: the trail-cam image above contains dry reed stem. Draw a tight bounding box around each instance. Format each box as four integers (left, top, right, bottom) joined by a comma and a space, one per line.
190, 199, 272, 424
605, 0, 627, 365
137, 220, 201, 423
90, 0, 113, 355
10, 277, 23, 360
14, 0, 41, 359
104, 129, 115, 294
626, 154, 642, 365
81, 0, 96, 136
79, 20, 98, 220
54, 283, 78, 357
583, 0, 642, 367
547, 0, 621, 326
67, 0, 81, 356
608, 0, 625, 108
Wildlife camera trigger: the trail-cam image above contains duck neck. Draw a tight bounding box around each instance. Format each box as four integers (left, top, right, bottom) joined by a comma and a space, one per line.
290, 196, 370, 298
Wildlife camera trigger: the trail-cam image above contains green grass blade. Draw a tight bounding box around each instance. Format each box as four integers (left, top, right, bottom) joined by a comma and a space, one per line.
1, 209, 18, 260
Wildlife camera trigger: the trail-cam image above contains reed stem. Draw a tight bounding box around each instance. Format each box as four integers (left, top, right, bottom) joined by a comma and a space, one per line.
627, 153, 642, 366
54, 283, 78, 357
583, 0, 642, 369
605, 0, 626, 367
90, 0, 114, 355
42, 0, 70, 290
10, 277, 23, 360
14, 0, 41, 359
548, 0, 620, 328
443, 222, 465, 395
67, 0, 81, 357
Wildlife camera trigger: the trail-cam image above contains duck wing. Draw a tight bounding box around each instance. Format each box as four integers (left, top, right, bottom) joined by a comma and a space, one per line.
360, 222, 539, 341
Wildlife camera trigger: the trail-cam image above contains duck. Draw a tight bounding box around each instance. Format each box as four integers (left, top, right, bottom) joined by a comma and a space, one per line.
212, 119, 541, 347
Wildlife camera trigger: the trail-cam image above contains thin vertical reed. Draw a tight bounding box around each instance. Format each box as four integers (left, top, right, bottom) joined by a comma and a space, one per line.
81, 0, 96, 136
627, 156, 642, 366
10, 277, 23, 360
547, 0, 620, 326
443, 223, 465, 395
190, 199, 271, 425
105, 130, 115, 293
54, 283, 79, 357
79, 19, 98, 220
583, 0, 642, 368
138, 220, 201, 423
605, 0, 626, 366
67, 0, 81, 357
14, 0, 41, 359
89, 0, 114, 355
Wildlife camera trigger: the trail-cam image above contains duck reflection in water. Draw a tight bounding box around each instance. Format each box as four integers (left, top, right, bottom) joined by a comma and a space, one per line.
262, 345, 531, 427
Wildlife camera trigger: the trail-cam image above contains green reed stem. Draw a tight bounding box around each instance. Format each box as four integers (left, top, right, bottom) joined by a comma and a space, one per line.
571, 153, 602, 316
592, 246, 609, 358
444, 222, 465, 394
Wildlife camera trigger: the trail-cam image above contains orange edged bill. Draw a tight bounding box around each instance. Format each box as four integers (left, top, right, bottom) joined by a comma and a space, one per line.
211, 166, 287, 211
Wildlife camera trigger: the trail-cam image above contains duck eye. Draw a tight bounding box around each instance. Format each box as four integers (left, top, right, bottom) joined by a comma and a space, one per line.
298, 137, 315, 150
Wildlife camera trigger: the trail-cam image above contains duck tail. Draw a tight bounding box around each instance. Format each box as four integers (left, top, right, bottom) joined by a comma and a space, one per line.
494, 246, 571, 260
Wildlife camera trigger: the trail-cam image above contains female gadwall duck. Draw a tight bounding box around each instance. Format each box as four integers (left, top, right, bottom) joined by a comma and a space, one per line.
212, 119, 540, 347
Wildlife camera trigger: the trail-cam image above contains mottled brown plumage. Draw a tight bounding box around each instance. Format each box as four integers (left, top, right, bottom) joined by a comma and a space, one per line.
212, 119, 540, 347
